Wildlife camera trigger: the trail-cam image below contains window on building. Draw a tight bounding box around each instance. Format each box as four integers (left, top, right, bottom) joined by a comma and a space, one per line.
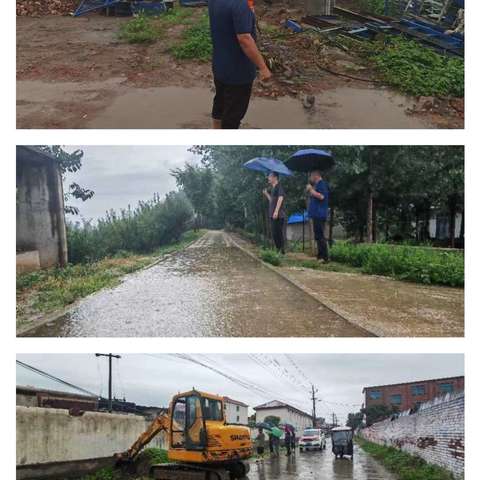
369, 390, 382, 400
236, 405, 239, 412
439, 383, 454, 393
411, 384, 426, 396
236, 415, 240, 422
390, 394, 402, 405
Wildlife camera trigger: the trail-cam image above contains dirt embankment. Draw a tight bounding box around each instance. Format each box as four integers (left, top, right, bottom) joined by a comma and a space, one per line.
17, 0, 77, 16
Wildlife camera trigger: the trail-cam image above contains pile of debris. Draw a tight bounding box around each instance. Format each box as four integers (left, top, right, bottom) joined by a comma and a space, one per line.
16, 0, 77, 16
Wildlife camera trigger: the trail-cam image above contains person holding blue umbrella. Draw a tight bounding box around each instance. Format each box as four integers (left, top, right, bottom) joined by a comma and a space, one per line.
306, 170, 330, 262
263, 172, 286, 254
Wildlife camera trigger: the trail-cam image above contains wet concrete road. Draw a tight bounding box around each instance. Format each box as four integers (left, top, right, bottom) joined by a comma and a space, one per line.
246, 441, 397, 480
30, 231, 370, 337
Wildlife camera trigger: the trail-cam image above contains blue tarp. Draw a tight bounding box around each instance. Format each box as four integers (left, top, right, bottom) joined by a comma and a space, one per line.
288, 212, 309, 225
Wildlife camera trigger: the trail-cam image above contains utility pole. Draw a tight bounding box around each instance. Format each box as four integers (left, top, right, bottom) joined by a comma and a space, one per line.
95, 353, 121, 413
311, 385, 318, 427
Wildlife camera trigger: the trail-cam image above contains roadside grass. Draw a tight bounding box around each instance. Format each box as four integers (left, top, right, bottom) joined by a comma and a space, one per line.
330, 242, 464, 287
356, 437, 455, 480
260, 249, 282, 266
16, 230, 204, 327
170, 12, 212, 61
350, 35, 464, 97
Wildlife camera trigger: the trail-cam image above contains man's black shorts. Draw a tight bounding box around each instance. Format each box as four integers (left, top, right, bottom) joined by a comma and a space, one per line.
212, 78, 253, 129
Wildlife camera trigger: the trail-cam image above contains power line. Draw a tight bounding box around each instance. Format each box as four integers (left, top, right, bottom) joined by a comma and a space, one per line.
16, 360, 98, 398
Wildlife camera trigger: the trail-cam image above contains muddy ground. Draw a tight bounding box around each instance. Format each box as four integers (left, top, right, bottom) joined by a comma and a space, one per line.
16, 1, 463, 128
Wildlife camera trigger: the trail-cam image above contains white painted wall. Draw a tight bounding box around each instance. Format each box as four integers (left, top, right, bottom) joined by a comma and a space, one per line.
224, 401, 248, 425
255, 407, 312, 434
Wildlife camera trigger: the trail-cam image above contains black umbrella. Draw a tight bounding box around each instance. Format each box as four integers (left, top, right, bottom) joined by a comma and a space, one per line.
285, 149, 334, 252
285, 149, 335, 172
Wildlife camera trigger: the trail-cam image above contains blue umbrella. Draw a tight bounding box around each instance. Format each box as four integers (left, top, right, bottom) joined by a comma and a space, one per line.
285, 149, 334, 172
243, 157, 293, 176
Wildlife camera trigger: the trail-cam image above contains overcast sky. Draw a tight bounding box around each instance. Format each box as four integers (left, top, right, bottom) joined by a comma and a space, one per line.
64, 146, 201, 221
16, 354, 463, 423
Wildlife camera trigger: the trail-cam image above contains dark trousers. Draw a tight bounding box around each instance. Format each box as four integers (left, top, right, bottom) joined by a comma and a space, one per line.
271, 218, 285, 253
212, 78, 253, 129
313, 218, 329, 260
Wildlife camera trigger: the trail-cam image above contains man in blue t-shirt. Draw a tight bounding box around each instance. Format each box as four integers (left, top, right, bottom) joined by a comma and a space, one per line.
306, 170, 329, 262
208, 0, 271, 129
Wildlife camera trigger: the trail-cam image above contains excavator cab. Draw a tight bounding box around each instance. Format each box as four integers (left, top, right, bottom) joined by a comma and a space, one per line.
170, 392, 210, 451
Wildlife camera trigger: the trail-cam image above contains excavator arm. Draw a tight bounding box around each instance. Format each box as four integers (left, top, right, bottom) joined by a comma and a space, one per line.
116, 413, 171, 463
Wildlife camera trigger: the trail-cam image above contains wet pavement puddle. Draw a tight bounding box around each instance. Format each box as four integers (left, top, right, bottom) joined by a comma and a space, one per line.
27, 232, 370, 337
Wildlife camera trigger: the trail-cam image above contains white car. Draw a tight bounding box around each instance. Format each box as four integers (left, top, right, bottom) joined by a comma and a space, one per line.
299, 428, 326, 451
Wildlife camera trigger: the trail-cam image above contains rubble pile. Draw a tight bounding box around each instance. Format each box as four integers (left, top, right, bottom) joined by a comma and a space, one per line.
17, 0, 78, 16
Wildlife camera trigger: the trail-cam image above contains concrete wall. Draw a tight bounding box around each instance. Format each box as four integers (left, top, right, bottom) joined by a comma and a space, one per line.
360, 392, 464, 478
16, 148, 68, 270
16, 406, 167, 466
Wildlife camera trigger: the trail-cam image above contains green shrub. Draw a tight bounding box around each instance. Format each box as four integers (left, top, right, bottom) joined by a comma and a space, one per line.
330, 242, 464, 287
260, 249, 282, 266
360, 36, 464, 97
119, 13, 158, 43
170, 13, 212, 61
67, 192, 193, 264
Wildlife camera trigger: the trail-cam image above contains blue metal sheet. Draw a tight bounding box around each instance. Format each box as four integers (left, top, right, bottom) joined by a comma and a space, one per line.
74, 0, 121, 16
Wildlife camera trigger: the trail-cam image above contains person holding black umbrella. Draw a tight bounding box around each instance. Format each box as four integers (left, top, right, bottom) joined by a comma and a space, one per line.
306, 170, 330, 262
263, 172, 286, 254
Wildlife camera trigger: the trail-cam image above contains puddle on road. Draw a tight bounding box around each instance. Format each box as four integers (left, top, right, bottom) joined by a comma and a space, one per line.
85, 85, 429, 129
28, 232, 370, 338
247, 442, 397, 480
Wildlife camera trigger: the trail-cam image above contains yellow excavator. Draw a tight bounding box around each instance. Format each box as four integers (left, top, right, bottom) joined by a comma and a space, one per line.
115, 389, 253, 480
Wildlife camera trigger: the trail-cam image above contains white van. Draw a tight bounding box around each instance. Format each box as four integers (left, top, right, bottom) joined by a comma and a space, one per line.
299, 428, 326, 451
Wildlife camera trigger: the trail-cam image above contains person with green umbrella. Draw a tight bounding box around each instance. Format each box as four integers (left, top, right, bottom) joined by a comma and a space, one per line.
306, 170, 330, 262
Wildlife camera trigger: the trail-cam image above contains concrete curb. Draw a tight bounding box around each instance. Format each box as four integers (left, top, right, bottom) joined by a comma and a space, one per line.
226, 232, 378, 338
16, 233, 207, 337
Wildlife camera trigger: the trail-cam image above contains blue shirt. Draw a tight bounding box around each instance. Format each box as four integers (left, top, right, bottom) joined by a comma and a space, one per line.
208, 0, 257, 85
307, 180, 329, 220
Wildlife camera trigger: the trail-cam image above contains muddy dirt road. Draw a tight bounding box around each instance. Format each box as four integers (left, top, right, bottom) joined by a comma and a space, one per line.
16, 12, 459, 129
247, 441, 397, 480
27, 231, 370, 338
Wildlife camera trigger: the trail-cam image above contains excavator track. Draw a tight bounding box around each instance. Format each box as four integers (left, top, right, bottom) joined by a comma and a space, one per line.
150, 463, 230, 480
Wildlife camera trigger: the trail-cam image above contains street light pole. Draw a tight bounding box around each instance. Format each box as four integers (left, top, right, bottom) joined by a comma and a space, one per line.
95, 353, 121, 413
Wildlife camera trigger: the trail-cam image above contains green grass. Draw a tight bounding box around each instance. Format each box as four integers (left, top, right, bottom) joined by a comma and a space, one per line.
119, 13, 159, 44
138, 448, 169, 464
356, 36, 464, 97
170, 13, 212, 61
356, 437, 455, 480
81, 467, 118, 480
260, 248, 282, 266
17, 230, 204, 324
330, 242, 464, 287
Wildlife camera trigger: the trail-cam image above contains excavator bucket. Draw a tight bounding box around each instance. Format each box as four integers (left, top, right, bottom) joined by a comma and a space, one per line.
74, 0, 122, 17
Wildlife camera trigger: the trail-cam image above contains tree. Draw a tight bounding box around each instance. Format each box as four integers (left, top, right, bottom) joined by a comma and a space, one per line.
346, 412, 364, 430
362, 405, 399, 427
264, 415, 281, 427
38, 145, 94, 215
171, 163, 216, 229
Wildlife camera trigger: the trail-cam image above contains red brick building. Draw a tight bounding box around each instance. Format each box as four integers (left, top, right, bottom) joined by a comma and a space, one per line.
363, 376, 464, 412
